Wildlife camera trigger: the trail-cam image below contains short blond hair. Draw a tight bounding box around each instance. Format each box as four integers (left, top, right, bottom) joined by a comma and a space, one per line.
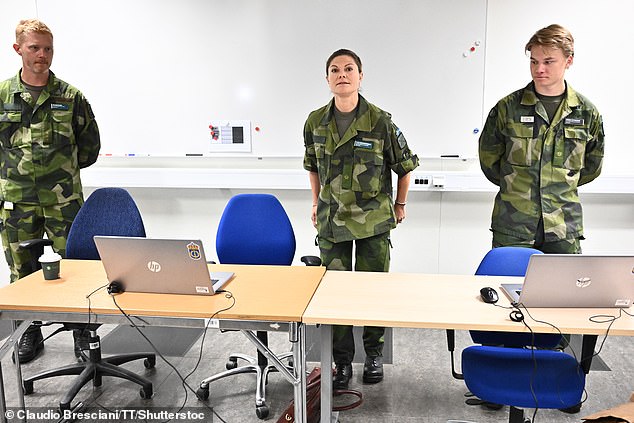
15, 19, 53, 45
525, 24, 574, 58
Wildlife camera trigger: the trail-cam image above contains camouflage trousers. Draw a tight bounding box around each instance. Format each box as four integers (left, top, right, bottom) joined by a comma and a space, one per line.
492, 230, 581, 254
0, 200, 82, 282
318, 231, 391, 364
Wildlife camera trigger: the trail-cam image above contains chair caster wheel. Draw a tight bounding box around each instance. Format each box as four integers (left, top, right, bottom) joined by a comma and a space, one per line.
226, 358, 238, 370
256, 404, 269, 419
144, 357, 156, 368
196, 386, 210, 400
140, 386, 152, 399
23, 380, 33, 395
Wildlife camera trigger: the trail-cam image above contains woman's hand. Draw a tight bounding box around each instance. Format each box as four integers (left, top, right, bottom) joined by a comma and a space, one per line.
395, 202, 406, 224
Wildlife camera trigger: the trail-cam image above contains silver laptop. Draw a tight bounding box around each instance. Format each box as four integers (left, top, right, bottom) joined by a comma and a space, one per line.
500, 254, 634, 308
94, 236, 234, 295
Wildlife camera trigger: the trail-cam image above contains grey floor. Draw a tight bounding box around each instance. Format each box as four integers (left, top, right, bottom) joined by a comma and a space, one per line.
1, 324, 633, 423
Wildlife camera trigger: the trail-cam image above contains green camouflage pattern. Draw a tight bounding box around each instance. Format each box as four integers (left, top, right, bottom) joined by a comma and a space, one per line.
319, 232, 390, 363
0, 199, 82, 282
303, 95, 419, 243
0, 71, 101, 206
479, 82, 604, 242
492, 230, 581, 254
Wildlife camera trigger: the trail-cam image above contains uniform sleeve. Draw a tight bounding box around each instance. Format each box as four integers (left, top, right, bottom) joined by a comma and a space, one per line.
385, 119, 419, 177
73, 94, 101, 169
478, 105, 505, 186
578, 111, 605, 186
303, 117, 318, 172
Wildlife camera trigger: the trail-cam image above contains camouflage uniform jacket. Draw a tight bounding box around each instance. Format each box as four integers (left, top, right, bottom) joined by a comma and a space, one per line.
0, 71, 100, 206
303, 95, 419, 243
479, 82, 604, 242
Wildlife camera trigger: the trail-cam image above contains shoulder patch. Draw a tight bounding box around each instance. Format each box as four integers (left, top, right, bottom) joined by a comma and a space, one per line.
397, 132, 407, 148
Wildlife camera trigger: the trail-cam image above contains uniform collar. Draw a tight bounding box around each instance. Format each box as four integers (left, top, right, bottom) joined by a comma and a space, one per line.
320, 94, 371, 130
11, 70, 57, 94
520, 81, 581, 108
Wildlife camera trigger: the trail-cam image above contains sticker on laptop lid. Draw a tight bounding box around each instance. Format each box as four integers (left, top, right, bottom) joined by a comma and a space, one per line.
187, 242, 202, 260
196, 286, 210, 294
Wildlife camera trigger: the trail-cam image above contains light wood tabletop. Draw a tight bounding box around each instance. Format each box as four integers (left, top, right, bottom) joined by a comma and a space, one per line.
0, 259, 326, 322
302, 270, 634, 423
302, 270, 634, 336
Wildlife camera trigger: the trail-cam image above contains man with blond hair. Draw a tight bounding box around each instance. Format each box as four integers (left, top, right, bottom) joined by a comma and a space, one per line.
479, 24, 604, 254
0, 19, 100, 363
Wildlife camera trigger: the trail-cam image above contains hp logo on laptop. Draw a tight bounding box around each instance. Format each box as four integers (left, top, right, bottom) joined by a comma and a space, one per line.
576, 277, 591, 288
147, 261, 162, 272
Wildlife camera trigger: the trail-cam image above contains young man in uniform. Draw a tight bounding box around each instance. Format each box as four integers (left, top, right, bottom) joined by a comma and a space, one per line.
479, 24, 604, 254
0, 19, 101, 363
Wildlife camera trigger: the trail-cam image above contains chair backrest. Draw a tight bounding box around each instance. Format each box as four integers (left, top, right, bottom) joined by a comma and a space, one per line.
471, 246, 561, 348
216, 194, 296, 265
462, 345, 585, 410
475, 246, 543, 277
66, 188, 146, 260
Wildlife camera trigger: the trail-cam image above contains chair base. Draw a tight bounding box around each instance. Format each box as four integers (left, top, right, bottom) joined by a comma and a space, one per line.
197, 351, 293, 420
509, 406, 530, 423
23, 333, 155, 411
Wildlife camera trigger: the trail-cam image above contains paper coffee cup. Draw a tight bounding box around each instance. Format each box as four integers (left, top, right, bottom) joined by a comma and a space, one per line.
41, 260, 61, 280
39, 246, 62, 280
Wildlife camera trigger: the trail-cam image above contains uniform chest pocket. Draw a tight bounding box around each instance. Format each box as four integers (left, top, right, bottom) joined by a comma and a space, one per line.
313, 135, 326, 159
502, 124, 537, 167
0, 112, 23, 149
312, 135, 329, 183
554, 127, 590, 170
351, 140, 383, 193
50, 105, 74, 146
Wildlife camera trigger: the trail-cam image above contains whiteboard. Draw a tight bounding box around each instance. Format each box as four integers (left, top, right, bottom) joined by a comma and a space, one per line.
1, 0, 486, 158
485, 0, 634, 175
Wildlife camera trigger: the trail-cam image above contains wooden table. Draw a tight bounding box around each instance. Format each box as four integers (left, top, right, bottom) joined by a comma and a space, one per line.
0, 259, 326, 423
302, 270, 634, 423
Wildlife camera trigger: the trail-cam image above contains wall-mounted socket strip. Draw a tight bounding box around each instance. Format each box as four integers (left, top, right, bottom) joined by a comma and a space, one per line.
413, 174, 433, 186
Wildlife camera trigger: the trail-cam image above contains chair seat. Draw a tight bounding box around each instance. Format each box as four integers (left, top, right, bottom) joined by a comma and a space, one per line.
462, 345, 585, 409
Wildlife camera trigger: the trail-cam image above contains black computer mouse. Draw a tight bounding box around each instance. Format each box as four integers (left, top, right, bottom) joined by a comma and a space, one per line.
480, 286, 499, 304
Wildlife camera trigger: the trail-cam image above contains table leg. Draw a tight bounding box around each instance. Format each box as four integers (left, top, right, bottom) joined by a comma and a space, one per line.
319, 324, 333, 423
12, 321, 26, 416
580, 334, 598, 374
0, 320, 32, 422
291, 323, 307, 423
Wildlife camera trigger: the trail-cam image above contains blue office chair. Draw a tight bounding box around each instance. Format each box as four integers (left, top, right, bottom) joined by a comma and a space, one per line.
461, 346, 585, 422
447, 247, 561, 380
470, 247, 561, 347
21, 188, 156, 411
196, 193, 320, 419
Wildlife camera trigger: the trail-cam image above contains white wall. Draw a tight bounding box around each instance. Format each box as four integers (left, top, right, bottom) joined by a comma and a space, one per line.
1, 1, 634, 286
114, 188, 634, 276
1, 177, 633, 287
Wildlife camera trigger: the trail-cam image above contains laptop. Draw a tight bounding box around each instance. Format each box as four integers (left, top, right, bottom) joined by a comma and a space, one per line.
500, 254, 634, 308
93, 236, 234, 295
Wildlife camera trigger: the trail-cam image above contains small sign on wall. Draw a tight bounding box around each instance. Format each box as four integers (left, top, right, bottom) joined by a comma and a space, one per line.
208, 120, 252, 153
